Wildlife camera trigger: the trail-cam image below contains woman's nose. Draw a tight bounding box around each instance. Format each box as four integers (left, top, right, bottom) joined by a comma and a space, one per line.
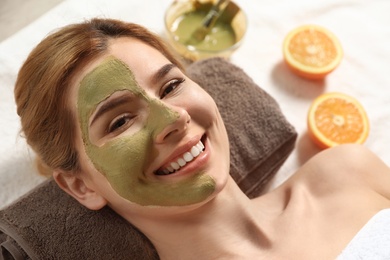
155, 106, 191, 144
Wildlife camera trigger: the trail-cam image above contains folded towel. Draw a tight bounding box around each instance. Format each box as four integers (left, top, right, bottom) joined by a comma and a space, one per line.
0, 57, 297, 259
337, 209, 390, 260
0, 180, 158, 260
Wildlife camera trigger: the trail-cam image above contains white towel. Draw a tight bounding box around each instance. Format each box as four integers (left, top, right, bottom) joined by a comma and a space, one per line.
337, 209, 390, 260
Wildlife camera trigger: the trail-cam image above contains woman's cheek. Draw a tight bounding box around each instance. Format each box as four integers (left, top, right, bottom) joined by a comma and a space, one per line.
183, 85, 217, 122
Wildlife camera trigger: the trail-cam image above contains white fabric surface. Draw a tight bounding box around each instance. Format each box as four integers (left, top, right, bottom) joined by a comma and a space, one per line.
337, 209, 390, 260
1, 0, 390, 209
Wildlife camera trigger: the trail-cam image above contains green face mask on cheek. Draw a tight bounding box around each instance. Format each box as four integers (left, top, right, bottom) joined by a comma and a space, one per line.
77, 57, 215, 206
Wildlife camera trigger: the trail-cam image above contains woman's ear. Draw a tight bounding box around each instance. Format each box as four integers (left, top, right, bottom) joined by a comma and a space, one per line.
53, 170, 107, 210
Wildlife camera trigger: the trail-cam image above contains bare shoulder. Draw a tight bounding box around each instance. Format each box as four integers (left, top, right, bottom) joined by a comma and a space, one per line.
256, 144, 390, 213
296, 144, 390, 200
252, 145, 390, 259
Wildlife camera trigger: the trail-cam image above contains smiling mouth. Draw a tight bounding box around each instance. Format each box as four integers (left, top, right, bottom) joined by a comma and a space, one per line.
155, 137, 206, 176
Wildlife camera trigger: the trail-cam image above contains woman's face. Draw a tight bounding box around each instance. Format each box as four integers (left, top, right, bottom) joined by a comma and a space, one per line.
70, 37, 230, 209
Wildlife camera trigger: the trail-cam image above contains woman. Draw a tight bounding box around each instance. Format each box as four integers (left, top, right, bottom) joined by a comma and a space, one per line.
15, 18, 390, 259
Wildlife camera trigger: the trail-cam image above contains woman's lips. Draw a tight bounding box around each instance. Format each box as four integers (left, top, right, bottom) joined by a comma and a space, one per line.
155, 138, 205, 175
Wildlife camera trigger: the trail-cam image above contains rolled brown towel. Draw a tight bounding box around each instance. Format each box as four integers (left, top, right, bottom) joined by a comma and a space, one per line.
0, 57, 297, 259
0, 180, 158, 260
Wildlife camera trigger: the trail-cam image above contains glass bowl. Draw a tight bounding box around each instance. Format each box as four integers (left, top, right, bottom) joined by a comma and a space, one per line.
164, 0, 247, 61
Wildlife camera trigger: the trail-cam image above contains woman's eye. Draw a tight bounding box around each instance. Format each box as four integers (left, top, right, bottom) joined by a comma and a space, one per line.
160, 78, 185, 99
108, 114, 134, 133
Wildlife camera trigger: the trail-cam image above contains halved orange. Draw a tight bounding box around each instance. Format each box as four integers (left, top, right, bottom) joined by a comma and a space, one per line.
283, 24, 343, 80
307, 92, 369, 149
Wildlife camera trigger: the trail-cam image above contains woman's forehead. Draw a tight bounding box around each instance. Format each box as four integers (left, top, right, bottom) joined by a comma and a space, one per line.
108, 37, 171, 81
69, 38, 169, 109
78, 57, 144, 107
73, 38, 169, 92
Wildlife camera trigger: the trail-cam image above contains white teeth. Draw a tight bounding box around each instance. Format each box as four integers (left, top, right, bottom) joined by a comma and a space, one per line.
171, 162, 180, 170
183, 152, 193, 162
195, 142, 204, 153
178, 158, 186, 167
159, 140, 205, 175
190, 146, 200, 157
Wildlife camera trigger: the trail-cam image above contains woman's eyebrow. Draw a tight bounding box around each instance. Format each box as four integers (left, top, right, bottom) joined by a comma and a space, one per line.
90, 95, 132, 126
151, 63, 177, 84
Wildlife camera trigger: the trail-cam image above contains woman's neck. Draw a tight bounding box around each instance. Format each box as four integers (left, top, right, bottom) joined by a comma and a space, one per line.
128, 179, 273, 259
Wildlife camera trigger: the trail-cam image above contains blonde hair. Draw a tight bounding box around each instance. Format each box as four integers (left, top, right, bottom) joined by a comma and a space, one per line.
15, 18, 182, 177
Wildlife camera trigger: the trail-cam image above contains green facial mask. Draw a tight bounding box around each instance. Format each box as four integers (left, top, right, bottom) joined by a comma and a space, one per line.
77, 57, 215, 206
